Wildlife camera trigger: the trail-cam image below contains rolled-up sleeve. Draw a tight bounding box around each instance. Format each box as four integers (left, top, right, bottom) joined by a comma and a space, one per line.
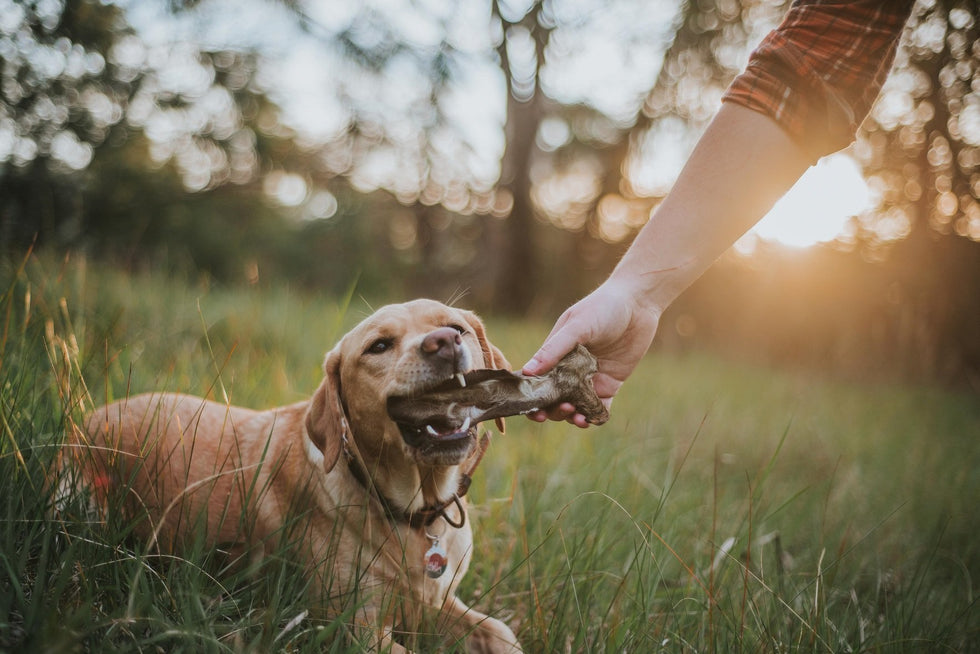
722, 0, 915, 161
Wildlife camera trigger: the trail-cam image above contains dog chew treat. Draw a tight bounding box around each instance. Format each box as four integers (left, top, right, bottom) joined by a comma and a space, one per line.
387, 344, 609, 427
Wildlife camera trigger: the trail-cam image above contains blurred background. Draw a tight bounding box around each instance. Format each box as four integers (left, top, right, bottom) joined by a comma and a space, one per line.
1, 0, 978, 386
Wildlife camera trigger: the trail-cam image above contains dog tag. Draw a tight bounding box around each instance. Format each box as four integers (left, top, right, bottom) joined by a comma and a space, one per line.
424, 538, 448, 579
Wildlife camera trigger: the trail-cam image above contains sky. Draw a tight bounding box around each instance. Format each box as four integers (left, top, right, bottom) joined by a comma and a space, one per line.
747, 152, 874, 249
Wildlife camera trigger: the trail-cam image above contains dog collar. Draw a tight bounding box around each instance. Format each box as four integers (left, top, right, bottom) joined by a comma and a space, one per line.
342, 427, 491, 530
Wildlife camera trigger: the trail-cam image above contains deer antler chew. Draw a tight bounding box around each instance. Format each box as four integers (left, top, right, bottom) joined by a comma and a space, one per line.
387, 345, 609, 428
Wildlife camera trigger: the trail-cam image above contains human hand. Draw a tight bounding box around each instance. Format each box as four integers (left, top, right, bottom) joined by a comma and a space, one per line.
521, 278, 661, 427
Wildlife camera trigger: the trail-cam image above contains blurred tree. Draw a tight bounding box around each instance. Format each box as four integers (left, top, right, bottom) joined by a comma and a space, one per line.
487, 0, 684, 311
490, 0, 548, 312
852, 0, 980, 377
561, 0, 786, 303
580, 0, 980, 381
504, 0, 787, 312
0, 0, 375, 291
857, 0, 979, 250
0, 0, 139, 247
272, 0, 678, 312
264, 0, 508, 301
4, 0, 978, 380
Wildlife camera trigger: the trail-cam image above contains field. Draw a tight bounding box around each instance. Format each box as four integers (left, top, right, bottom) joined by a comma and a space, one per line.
1, 254, 978, 652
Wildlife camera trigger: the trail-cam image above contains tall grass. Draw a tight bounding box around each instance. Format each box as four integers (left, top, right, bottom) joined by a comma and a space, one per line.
1, 253, 977, 652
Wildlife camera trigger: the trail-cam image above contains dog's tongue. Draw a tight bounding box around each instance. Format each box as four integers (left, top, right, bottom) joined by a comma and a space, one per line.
387, 345, 609, 428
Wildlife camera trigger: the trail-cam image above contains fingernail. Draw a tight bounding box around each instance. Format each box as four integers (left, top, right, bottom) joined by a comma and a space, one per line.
522, 357, 541, 375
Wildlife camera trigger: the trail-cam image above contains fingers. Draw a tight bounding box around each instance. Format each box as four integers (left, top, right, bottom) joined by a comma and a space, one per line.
525, 403, 591, 428
592, 375, 622, 404
522, 321, 581, 377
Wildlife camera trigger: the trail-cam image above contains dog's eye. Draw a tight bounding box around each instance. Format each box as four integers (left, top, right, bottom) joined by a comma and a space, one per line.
365, 338, 394, 355
448, 324, 467, 336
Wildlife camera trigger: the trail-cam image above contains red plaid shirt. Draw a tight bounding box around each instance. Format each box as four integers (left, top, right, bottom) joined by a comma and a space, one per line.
723, 0, 915, 161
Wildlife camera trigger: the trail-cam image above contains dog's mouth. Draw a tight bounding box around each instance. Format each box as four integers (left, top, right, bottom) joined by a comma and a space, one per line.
388, 346, 609, 456
388, 372, 475, 452
395, 415, 477, 449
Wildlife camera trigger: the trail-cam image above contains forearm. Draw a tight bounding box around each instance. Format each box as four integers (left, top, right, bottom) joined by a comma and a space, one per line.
525, 1, 913, 422
610, 102, 812, 313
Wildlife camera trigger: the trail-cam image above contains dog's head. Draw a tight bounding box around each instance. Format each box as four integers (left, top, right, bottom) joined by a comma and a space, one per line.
305, 299, 508, 473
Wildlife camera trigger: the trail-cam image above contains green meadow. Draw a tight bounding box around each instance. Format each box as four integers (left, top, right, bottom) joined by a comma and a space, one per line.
1, 255, 978, 652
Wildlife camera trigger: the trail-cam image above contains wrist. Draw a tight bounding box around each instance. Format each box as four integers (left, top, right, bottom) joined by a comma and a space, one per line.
606, 256, 690, 319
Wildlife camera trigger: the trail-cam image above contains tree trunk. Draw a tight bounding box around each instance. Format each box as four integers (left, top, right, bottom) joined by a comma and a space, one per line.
492, 91, 541, 313
488, 0, 549, 315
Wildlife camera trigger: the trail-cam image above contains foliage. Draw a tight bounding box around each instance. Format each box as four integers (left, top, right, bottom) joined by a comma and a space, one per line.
857, 0, 980, 250
0, 0, 137, 247
1, 0, 979, 381
1, 256, 977, 651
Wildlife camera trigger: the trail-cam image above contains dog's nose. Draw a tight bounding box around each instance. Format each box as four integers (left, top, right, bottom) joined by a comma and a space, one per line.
421, 327, 463, 363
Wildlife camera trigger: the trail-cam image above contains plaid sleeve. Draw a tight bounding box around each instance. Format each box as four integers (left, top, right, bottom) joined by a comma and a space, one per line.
722, 0, 915, 161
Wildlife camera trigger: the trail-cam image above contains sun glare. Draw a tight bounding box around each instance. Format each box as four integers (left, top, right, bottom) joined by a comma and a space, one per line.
748, 153, 874, 249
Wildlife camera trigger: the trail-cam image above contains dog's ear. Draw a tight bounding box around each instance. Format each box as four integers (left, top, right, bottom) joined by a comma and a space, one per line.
305, 349, 345, 473
463, 309, 509, 433
463, 310, 510, 371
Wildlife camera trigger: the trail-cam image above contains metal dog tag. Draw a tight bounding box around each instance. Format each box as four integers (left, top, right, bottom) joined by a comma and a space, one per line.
424, 538, 448, 579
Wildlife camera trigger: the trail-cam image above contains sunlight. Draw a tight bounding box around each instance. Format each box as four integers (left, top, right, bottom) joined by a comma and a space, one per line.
749, 152, 874, 248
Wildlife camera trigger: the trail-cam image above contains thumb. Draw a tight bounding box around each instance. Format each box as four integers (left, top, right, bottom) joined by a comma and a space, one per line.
522, 324, 581, 376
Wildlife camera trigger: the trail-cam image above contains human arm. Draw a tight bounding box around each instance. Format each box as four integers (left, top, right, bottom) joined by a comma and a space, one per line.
523, 0, 915, 426
522, 102, 812, 426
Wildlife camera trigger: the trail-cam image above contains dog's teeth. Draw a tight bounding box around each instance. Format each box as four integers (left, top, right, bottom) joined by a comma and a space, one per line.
426, 425, 439, 436
456, 373, 466, 387
461, 417, 471, 432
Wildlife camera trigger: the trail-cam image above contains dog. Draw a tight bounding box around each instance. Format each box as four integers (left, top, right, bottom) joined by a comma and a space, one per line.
64, 299, 523, 653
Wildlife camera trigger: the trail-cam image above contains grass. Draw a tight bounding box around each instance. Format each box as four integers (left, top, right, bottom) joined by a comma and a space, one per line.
1, 252, 978, 652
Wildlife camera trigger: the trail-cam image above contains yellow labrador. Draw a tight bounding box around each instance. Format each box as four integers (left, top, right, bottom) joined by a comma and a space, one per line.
67, 299, 523, 653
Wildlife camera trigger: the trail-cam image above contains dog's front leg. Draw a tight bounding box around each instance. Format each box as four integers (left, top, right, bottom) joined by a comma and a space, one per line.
348, 621, 408, 654
438, 595, 523, 654
349, 609, 411, 654
377, 628, 409, 654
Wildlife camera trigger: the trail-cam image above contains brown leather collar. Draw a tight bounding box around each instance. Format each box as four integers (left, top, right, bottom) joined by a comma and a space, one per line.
342, 428, 491, 530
